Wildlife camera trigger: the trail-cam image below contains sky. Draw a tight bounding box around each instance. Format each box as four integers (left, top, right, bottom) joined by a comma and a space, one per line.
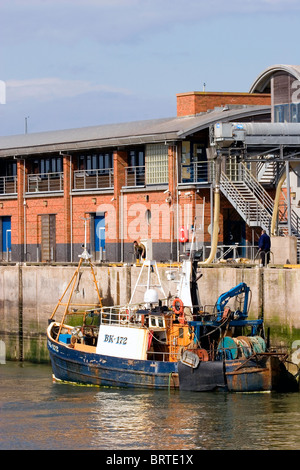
1, 0, 300, 136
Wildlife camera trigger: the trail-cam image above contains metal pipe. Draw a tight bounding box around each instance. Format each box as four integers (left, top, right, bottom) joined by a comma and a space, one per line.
70, 155, 73, 262
23, 160, 26, 260
271, 171, 286, 236
176, 146, 180, 262
120, 193, 124, 263
202, 187, 220, 264
203, 156, 221, 264
286, 161, 292, 236
210, 183, 213, 246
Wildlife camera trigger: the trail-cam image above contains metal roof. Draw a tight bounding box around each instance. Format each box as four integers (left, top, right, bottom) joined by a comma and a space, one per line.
0, 105, 270, 157
249, 64, 300, 93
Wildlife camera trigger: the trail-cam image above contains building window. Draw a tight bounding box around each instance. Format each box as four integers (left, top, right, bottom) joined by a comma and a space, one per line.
145, 144, 168, 184
40, 214, 56, 262
78, 152, 113, 173
274, 103, 300, 123
38, 157, 62, 174
145, 209, 151, 225
0, 160, 17, 177
129, 149, 145, 167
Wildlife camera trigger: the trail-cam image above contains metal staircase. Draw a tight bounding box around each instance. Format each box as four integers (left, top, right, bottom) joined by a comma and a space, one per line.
257, 161, 277, 186
220, 162, 300, 259
220, 163, 274, 231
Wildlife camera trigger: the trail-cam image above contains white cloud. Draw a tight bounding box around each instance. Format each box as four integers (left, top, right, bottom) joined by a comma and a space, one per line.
6, 78, 132, 103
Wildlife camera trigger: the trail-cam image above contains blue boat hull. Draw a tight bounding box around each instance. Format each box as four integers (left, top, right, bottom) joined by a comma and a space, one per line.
178, 355, 299, 392
225, 357, 272, 392
177, 358, 273, 392
47, 336, 178, 390
47, 332, 298, 393
178, 360, 227, 391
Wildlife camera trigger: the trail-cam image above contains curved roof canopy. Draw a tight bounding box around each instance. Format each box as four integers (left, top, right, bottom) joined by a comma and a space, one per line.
249, 64, 300, 93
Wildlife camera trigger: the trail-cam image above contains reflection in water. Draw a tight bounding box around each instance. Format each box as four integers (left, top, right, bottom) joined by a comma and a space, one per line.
89, 390, 300, 450
0, 362, 299, 450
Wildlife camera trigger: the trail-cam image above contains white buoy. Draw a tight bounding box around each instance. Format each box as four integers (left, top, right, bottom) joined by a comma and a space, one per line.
144, 288, 159, 304
0, 340, 6, 364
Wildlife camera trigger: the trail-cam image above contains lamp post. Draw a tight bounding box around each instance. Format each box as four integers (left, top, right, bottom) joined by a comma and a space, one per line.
25, 116, 29, 134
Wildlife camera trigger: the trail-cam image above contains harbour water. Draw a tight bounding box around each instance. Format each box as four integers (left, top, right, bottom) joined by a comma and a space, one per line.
0, 362, 299, 451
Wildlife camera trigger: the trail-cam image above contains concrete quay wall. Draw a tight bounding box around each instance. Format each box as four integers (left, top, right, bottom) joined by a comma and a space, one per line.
0, 263, 299, 362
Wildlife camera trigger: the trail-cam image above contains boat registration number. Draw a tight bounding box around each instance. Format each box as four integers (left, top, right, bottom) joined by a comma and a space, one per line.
97, 325, 148, 359
104, 334, 127, 345
48, 339, 59, 352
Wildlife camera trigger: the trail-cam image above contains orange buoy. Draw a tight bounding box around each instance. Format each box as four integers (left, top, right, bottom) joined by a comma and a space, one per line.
172, 298, 184, 315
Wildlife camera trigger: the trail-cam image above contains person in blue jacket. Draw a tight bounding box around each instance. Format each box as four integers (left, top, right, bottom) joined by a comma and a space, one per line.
258, 229, 271, 266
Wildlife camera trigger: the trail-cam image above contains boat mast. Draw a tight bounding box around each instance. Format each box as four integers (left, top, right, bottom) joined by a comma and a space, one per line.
49, 218, 102, 338
129, 259, 166, 305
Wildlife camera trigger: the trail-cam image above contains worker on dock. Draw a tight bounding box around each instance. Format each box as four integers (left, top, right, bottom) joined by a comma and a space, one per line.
133, 240, 146, 262
258, 229, 271, 266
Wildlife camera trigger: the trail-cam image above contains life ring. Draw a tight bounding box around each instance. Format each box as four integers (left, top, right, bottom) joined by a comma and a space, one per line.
172, 298, 184, 315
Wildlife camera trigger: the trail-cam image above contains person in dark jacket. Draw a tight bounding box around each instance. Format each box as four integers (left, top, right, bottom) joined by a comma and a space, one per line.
258, 229, 271, 266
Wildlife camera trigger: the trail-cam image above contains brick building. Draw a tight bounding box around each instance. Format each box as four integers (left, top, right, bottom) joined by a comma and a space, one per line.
0, 85, 271, 263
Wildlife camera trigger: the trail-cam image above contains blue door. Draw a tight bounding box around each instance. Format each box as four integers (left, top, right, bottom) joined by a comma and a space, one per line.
94, 215, 105, 253
2, 216, 11, 253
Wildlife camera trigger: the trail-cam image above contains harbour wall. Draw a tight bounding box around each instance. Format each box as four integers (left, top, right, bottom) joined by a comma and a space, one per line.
0, 263, 300, 362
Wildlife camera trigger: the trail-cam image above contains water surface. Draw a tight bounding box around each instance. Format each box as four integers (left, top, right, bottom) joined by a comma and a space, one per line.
0, 362, 299, 450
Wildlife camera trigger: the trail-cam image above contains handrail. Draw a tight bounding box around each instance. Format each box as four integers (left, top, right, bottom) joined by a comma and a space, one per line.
73, 168, 114, 190
180, 160, 214, 184
256, 160, 284, 186
0, 175, 17, 195
239, 163, 274, 214
124, 166, 145, 187
221, 161, 300, 256
238, 162, 300, 232
220, 171, 271, 230
27, 172, 64, 193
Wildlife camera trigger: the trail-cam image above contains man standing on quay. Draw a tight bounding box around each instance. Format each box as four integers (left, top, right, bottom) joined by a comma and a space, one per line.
258, 229, 271, 266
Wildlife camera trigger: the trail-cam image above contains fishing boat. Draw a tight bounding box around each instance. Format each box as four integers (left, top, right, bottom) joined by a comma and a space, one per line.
47, 246, 299, 392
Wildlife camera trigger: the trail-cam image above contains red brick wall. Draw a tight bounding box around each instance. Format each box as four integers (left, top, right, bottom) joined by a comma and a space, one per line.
0, 144, 274, 262
0, 199, 18, 245
176, 92, 271, 116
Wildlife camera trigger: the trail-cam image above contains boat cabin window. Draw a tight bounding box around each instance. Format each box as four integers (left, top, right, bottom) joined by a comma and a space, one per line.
149, 315, 165, 329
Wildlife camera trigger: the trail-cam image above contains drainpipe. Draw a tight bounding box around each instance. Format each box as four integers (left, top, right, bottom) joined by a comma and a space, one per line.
120, 192, 124, 263
70, 155, 73, 262
23, 159, 26, 261
271, 171, 286, 236
285, 161, 292, 236
176, 146, 180, 262
210, 183, 213, 247
202, 156, 221, 264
